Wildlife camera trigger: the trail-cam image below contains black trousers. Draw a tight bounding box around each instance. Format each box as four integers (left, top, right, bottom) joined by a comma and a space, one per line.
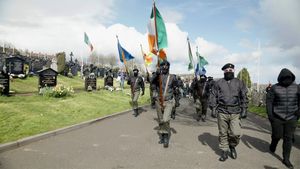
270, 117, 297, 160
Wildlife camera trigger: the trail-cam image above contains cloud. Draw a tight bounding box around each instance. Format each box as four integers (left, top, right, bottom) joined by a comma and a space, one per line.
259, 0, 300, 49
1, 0, 299, 84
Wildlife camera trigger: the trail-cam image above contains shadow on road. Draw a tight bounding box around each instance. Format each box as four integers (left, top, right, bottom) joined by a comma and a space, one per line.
198, 132, 220, 156
241, 134, 270, 153
264, 165, 279, 169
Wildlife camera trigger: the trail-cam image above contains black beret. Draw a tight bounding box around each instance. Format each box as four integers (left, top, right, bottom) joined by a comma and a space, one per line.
133, 68, 139, 72
160, 60, 170, 67
221, 63, 235, 70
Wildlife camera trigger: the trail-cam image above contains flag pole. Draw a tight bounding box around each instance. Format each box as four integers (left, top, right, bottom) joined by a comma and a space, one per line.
153, 1, 164, 110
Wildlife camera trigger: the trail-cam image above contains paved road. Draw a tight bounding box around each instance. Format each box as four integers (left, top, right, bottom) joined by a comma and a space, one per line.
0, 98, 299, 169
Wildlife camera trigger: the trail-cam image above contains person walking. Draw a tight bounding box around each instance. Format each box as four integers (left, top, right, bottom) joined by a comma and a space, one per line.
191, 74, 210, 122
209, 63, 248, 161
151, 60, 178, 148
127, 68, 145, 117
266, 68, 300, 169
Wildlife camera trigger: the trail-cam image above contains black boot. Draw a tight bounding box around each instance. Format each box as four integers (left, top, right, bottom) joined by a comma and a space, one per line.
219, 150, 228, 161
282, 159, 294, 169
163, 134, 169, 148
158, 134, 164, 144
201, 114, 206, 122
133, 109, 138, 117
229, 146, 237, 159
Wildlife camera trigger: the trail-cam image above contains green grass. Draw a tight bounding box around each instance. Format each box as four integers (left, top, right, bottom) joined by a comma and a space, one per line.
249, 104, 300, 126
0, 76, 150, 144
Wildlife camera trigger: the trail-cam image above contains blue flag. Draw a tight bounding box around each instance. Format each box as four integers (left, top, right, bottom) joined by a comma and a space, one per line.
117, 41, 134, 63
195, 63, 206, 76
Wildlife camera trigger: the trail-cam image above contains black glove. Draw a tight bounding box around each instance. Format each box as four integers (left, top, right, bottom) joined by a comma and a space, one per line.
240, 108, 247, 119
211, 107, 217, 118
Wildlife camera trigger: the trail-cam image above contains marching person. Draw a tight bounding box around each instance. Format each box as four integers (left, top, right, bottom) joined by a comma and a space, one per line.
127, 68, 145, 117
209, 63, 248, 161
266, 68, 300, 169
191, 74, 210, 122
151, 60, 178, 148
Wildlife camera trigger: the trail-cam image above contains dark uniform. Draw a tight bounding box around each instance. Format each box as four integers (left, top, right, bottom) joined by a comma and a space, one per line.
147, 72, 157, 109
191, 75, 210, 122
209, 63, 248, 162
127, 68, 145, 117
266, 68, 300, 169
151, 60, 178, 148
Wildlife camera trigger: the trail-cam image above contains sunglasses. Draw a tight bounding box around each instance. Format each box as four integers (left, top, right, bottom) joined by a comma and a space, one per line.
224, 68, 234, 72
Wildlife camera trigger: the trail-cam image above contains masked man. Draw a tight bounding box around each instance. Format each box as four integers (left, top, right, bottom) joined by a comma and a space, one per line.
191, 74, 210, 122
209, 63, 248, 161
127, 68, 145, 117
151, 60, 178, 148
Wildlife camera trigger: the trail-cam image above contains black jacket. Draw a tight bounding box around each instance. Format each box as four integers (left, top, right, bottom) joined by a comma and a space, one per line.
191, 80, 210, 100
209, 78, 248, 114
266, 68, 300, 121
127, 76, 145, 93
151, 73, 178, 101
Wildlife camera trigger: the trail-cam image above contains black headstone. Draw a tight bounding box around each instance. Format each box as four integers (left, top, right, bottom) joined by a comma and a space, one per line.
0, 70, 9, 95
38, 68, 58, 89
5, 56, 25, 75
85, 73, 97, 90
104, 76, 113, 87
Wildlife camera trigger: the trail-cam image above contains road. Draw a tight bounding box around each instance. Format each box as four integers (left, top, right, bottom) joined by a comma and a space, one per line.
0, 98, 299, 169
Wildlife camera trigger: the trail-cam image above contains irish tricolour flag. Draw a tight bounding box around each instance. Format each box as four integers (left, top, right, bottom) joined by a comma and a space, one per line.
147, 4, 168, 60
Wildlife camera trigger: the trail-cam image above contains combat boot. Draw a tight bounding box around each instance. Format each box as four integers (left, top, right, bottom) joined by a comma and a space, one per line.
163, 133, 169, 148
219, 150, 228, 161
133, 109, 138, 117
171, 108, 176, 120
282, 159, 294, 169
158, 134, 164, 144
229, 146, 237, 159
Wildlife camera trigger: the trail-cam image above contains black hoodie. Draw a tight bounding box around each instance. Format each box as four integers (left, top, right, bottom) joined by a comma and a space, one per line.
266, 68, 300, 120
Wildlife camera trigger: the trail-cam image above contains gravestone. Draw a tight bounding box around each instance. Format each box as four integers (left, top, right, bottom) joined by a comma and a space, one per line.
104, 75, 113, 87
5, 56, 25, 75
0, 70, 9, 95
85, 73, 97, 91
38, 68, 58, 89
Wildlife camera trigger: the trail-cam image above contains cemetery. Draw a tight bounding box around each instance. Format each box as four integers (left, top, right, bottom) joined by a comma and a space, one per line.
0, 49, 149, 144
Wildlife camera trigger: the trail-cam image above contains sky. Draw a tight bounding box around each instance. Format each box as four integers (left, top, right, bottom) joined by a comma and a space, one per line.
0, 0, 299, 84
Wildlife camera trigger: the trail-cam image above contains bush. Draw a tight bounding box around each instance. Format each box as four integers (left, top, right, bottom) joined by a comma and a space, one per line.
39, 84, 74, 98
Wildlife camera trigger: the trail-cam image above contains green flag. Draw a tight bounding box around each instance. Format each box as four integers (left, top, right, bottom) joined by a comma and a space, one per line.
150, 6, 168, 50
196, 50, 208, 68
187, 38, 194, 70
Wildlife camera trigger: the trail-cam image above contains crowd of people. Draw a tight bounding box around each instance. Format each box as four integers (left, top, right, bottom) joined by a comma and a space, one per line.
125, 61, 299, 169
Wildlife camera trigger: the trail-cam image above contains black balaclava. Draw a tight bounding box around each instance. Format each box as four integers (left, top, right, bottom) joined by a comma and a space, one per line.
160, 60, 170, 75
224, 72, 234, 81
200, 75, 207, 82
277, 68, 295, 87
133, 70, 138, 77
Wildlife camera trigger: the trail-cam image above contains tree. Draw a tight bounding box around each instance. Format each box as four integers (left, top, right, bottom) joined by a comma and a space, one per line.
107, 54, 117, 69
237, 68, 251, 88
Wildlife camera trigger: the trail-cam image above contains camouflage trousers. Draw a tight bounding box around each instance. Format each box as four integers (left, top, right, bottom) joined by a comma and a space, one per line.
217, 113, 242, 151
156, 99, 175, 134
194, 98, 208, 119
131, 90, 140, 109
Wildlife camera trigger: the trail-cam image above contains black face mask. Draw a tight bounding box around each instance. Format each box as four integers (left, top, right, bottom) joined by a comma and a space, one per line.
133, 72, 138, 77
280, 77, 294, 87
224, 72, 234, 81
161, 66, 169, 74
200, 78, 206, 82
